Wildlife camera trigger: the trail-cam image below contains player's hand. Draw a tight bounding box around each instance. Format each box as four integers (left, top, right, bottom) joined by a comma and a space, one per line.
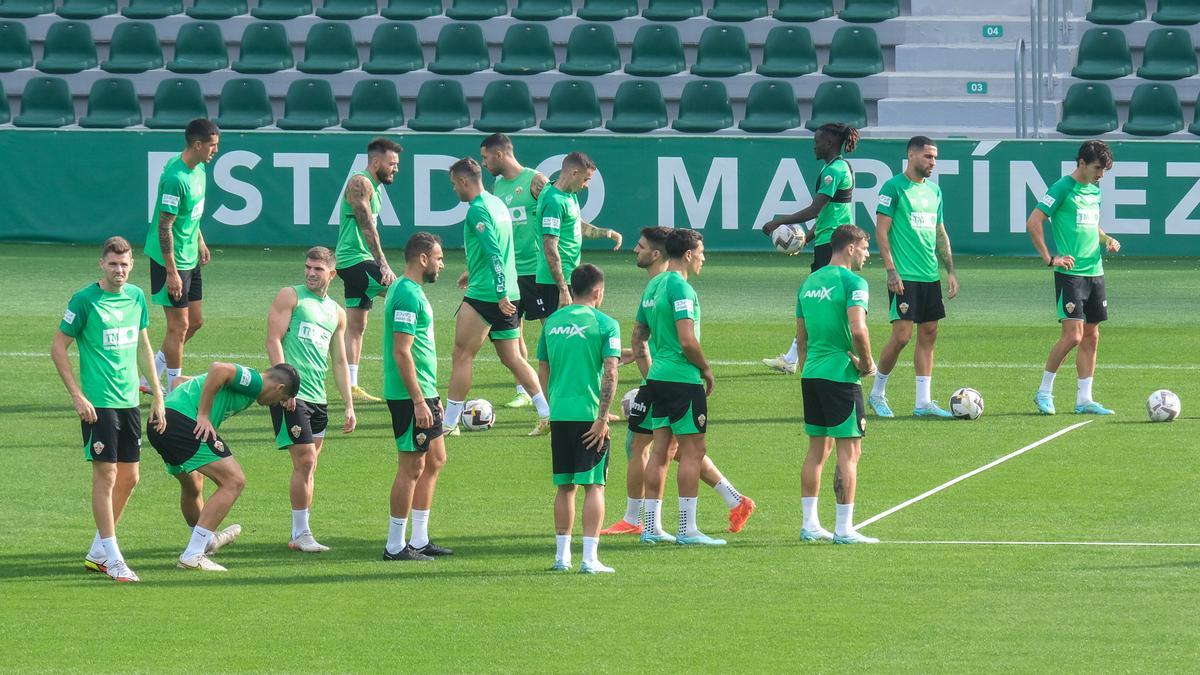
762, 220, 781, 237
607, 412, 620, 422
283, 396, 297, 412
343, 407, 357, 434
198, 242, 211, 266
73, 394, 98, 424
499, 297, 517, 316
946, 274, 960, 300
701, 368, 715, 396
149, 400, 167, 434
1106, 237, 1121, 253
558, 287, 573, 309
848, 351, 876, 377
414, 399, 433, 429
379, 264, 397, 286
530, 172, 548, 199
1050, 254, 1075, 271
886, 269, 905, 295
583, 418, 610, 452
607, 230, 623, 250
166, 270, 183, 301
193, 414, 216, 442
457, 271, 469, 289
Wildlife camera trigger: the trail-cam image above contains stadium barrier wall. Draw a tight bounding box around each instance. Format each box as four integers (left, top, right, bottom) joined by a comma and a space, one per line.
3, 131, 1200, 255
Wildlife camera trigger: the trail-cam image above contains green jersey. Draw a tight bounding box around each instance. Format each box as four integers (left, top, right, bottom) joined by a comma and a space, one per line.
336, 170, 382, 269
637, 271, 702, 385
1036, 176, 1103, 277
145, 154, 206, 270
464, 191, 519, 303
282, 285, 340, 405
876, 174, 943, 283
382, 277, 438, 401
166, 364, 264, 428
537, 304, 622, 422
535, 184, 583, 286
494, 168, 542, 276
811, 156, 855, 247
796, 265, 870, 384
59, 283, 149, 408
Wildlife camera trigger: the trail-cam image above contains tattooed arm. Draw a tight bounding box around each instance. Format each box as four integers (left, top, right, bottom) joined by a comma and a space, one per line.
346, 174, 395, 285
583, 356, 619, 451
581, 221, 622, 250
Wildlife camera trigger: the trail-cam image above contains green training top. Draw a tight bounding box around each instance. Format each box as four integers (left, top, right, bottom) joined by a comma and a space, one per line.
166, 364, 264, 428
464, 191, 519, 303
796, 265, 870, 384
145, 154, 206, 270
494, 168, 542, 277
535, 184, 583, 286
336, 170, 382, 269
537, 304, 622, 422
637, 271, 702, 385
1036, 176, 1103, 277
59, 283, 149, 409
282, 285, 339, 405
876, 174, 943, 283
382, 277, 438, 401
811, 157, 855, 247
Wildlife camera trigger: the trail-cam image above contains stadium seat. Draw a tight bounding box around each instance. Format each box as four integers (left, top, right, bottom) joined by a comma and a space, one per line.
806, 80, 867, 130
540, 80, 602, 132
408, 79, 470, 131
0, 81, 8, 124
773, 0, 832, 22
214, 78, 274, 129
757, 25, 817, 77
232, 22, 293, 73
0, 21, 33, 72
576, 0, 637, 20
57, 0, 117, 19
707, 0, 766, 21
1136, 28, 1197, 80
605, 80, 668, 133
512, 0, 571, 20
342, 78, 404, 131
672, 80, 733, 132
839, 0, 898, 23
559, 23, 620, 76
187, 0, 247, 18
145, 78, 207, 128
277, 78, 338, 130
363, 22, 423, 73
475, 80, 535, 132
445, 0, 505, 19
1071, 28, 1132, 79
1122, 82, 1184, 135
316, 0, 376, 19
102, 22, 163, 73
625, 24, 685, 76
1190, 92, 1200, 135
1085, 0, 1146, 25
739, 80, 801, 132
37, 21, 97, 74
429, 23, 490, 74
167, 22, 228, 73
298, 22, 359, 73
642, 0, 701, 20
495, 23, 555, 75
121, 0, 182, 18
822, 26, 884, 78
13, 76, 73, 127
691, 26, 751, 77
382, 0, 441, 19
0, 0, 53, 17
252, 0, 312, 18
80, 78, 141, 128
1153, 0, 1200, 25
1057, 83, 1118, 135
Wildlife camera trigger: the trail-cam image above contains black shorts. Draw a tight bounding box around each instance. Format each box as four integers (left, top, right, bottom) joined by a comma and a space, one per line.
801, 378, 866, 439
462, 296, 522, 340
551, 421, 610, 486
387, 397, 444, 452
82, 407, 142, 463
516, 275, 545, 321
150, 260, 203, 308
338, 260, 388, 310
147, 409, 233, 475
521, 282, 560, 321
270, 399, 328, 449
888, 279, 945, 324
811, 243, 833, 272
645, 379, 707, 436
1055, 272, 1107, 323
626, 385, 654, 435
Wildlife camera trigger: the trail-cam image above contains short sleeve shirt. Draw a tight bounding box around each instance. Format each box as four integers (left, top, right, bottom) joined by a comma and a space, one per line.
494, 168, 542, 277
811, 157, 855, 247
876, 175, 943, 283
1036, 176, 1103, 277
535, 184, 583, 286
165, 364, 264, 428
465, 191, 520, 302
145, 154, 206, 270
382, 277, 438, 401
59, 283, 149, 408
641, 271, 702, 385
797, 265, 870, 384
537, 304, 622, 422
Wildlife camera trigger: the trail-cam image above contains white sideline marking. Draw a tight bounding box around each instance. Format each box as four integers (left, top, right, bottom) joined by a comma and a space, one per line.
857, 421, 1093, 530
886, 540, 1200, 548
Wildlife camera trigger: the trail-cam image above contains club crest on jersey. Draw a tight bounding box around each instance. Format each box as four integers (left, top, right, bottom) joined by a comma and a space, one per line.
696, 414, 706, 428
92, 441, 104, 454
1065, 302, 1076, 313
416, 432, 427, 446
899, 302, 910, 314
514, 186, 523, 194
290, 425, 302, 439
824, 175, 833, 185
476, 221, 486, 232
804, 286, 834, 302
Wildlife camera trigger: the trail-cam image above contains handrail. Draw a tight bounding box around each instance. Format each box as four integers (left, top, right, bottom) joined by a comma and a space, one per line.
1030, 0, 1042, 137
1015, 38, 1027, 138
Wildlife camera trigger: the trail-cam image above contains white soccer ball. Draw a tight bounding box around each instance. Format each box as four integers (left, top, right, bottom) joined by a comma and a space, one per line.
949, 387, 984, 420
771, 224, 805, 255
1146, 389, 1181, 423
621, 387, 640, 419
462, 399, 496, 431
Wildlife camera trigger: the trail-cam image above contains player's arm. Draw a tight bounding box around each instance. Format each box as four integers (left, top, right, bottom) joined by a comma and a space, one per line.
197, 229, 211, 266
584, 356, 619, 451
471, 207, 515, 313
265, 287, 297, 367
847, 307, 875, 376
537, 360, 550, 407
676, 318, 713, 395
331, 306, 356, 433
631, 321, 652, 380
138, 328, 167, 433
794, 319, 808, 373
935, 222, 959, 299
391, 329, 432, 428
194, 362, 238, 442
157, 210, 184, 300
530, 172, 549, 200
581, 221, 622, 250
1098, 226, 1121, 253
347, 174, 394, 282
51, 330, 97, 424
875, 213, 904, 294
762, 194, 830, 240
539, 199, 571, 306
1026, 209, 1073, 270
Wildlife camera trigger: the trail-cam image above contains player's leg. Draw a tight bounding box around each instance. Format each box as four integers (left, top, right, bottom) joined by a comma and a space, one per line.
639, 427, 675, 543
505, 320, 534, 409
409, 432, 451, 556
674, 433, 725, 545
579, 484, 613, 573
912, 320, 951, 417
185, 300, 203, 342
177, 471, 204, 527
819, 380, 875, 544
698, 456, 756, 533
1073, 277, 1112, 415
385, 451, 426, 558
553, 484, 577, 570
1037, 319, 1083, 414
829, 438, 876, 544
178, 456, 246, 570
603, 432, 650, 534
800, 436, 835, 541
286, 441, 326, 552
444, 302, 491, 433
870, 319, 912, 418
160, 306, 190, 392
493, 337, 551, 434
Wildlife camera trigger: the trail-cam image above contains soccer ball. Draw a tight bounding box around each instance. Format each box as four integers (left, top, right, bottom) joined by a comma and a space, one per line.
948, 387, 984, 420
621, 388, 640, 419
771, 224, 805, 255
462, 399, 495, 431
1146, 389, 1181, 422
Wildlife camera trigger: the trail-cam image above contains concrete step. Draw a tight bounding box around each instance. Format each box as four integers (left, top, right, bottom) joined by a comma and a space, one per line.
896, 43, 1073, 73
885, 71, 1017, 97
911, 0, 1032, 17
877, 97, 1059, 129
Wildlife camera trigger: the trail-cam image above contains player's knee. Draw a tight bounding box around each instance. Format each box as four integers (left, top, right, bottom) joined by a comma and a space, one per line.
294, 454, 318, 476
169, 315, 189, 337
187, 316, 204, 334
224, 471, 247, 495
117, 470, 140, 492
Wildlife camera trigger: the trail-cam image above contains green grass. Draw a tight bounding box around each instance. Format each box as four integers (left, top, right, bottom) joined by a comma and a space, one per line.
3, 244, 1199, 672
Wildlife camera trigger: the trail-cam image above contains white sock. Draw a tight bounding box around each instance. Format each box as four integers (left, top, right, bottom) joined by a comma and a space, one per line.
784, 339, 799, 364
291, 509, 309, 540
642, 498, 662, 535
88, 531, 105, 559
385, 516, 407, 555
622, 498, 642, 526
515, 384, 527, 396
1077, 377, 1094, 406
713, 478, 742, 509
915, 376, 932, 407
531, 392, 550, 419
834, 503, 854, 537
409, 509, 430, 549
166, 367, 182, 392
100, 536, 124, 564
801, 496, 820, 531
871, 371, 890, 398
1040, 370, 1057, 395
154, 350, 167, 382
678, 496, 699, 537
444, 400, 465, 428
348, 363, 359, 387
582, 536, 599, 564
555, 534, 571, 564
182, 526, 212, 560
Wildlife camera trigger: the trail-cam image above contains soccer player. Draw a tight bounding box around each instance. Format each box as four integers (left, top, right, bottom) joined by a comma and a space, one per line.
443, 157, 551, 436
796, 224, 878, 544
143, 118, 219, 393
52, 236, 166, 583
1027, 140, 1121, 416
265, 246, 357, 553
337, 137, 402, 403
761, 123, 860, 375
869, 136, 959, 418
604, 227, 755, 536
148, 362, 299, 571
382, 233, 453, 562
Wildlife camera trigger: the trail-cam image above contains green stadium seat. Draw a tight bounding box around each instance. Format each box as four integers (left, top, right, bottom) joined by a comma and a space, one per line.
605, 80, 667, 133
342, 78, 404, 131
672, 80, 733, 133
1071, 28, 1132, 79
277, 78, 339, 130
642, 0, 701, 20
822, 26, 884, 78
382, 0, 441, 19
475, 80, 535, 132
14, 76, 73, 127
80, 78, 141, 128
757, 25, 817, 77
559, 23, 620, 76
187, 0, 247, 18
1136, 28, 1197, 80
0, 21, 33, 72
1153, 0, 1200, 25
408, 79, 470, 131
167, 22, 228, 73
428, 23, 490, 75
37, 21, 97, 74
316, 0, 376, 19
773, 0, 832, 22
739, 80, 801, 132
445, 0, 505, 19
512, 0, 571, 20
214, 78, 274, 129
805, 80, 867, 130
625, 24, 685, 76
102, 22, 163, 73
145, 77, 207, 128
121, 0, 182, 18
253, 0, 312, 18
1122, 82, 1184, 135
57, 0, 117, 19
298, 22, 359, 73
840, 0, 898, 23
576, 0, 636, 20
1056, 82, 1118, 135
707, 0, 766, 21
0, 81, 8, 124
1190, 92, 1200, 135
0, 0, 53, 18
540, 80, 601, 132
691, 25, 751, 77
1085, 0, 1146, 25
363, 22, 423, 74
495, 23, 555, 75
232, 22, 292, 73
